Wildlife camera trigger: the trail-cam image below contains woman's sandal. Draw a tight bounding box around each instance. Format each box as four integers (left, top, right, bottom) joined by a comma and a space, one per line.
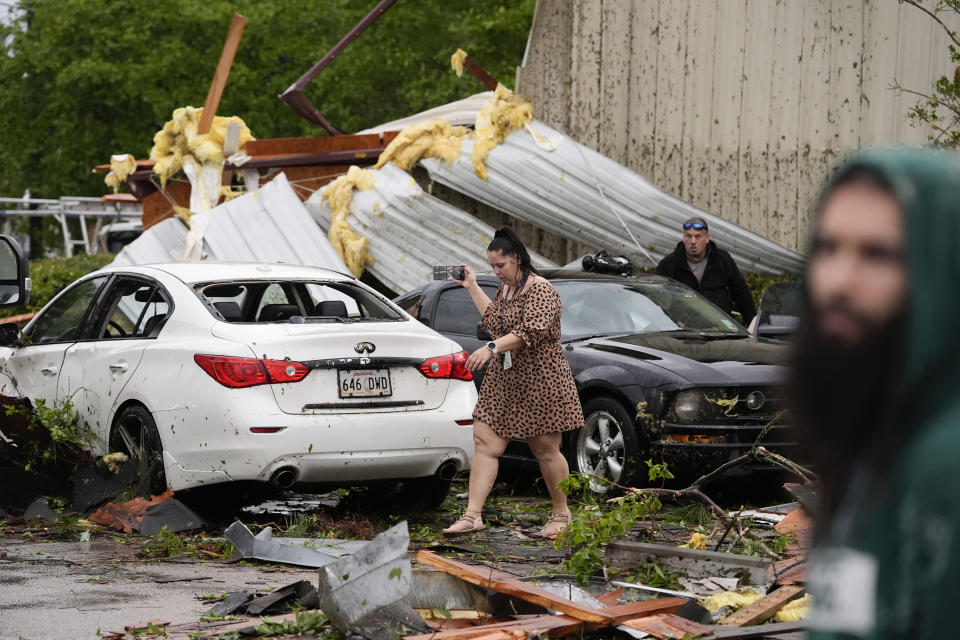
531, 511, 572, 540
442, 511, 485, 536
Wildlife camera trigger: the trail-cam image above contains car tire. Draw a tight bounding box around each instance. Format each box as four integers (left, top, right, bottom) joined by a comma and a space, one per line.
566, 396, 643, 496
110, 404, 167, 498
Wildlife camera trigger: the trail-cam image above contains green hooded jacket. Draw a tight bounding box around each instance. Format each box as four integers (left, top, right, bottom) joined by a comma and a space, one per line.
808, 148, 960, 639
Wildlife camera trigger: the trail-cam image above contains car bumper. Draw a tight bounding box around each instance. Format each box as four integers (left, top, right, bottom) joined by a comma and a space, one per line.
650, 421, 804, 472
160, 407, 475, 491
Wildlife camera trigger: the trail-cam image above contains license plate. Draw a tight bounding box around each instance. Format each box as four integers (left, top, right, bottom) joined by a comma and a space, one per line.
337, 369, 393, 398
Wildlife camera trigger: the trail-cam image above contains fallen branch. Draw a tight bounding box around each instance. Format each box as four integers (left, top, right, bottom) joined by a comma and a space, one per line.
604, 446, 816, 526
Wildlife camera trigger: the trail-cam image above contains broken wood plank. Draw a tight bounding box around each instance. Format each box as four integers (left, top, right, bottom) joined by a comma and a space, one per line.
718, 585, 805, 627
710, 620, 805, 637
619, 613, 715, 639
606, 541, 772, 585
594, 588, 624, 607
404, 614, 583, 640
198, 13, 247, 134
415, 550, 685, 624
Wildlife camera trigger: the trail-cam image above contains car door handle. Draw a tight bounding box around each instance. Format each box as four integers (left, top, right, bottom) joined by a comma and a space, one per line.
40, 366, 58, 376
109, 362, 128, 373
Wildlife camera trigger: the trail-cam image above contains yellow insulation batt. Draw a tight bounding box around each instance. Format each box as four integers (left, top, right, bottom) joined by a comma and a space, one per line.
451, 48, 467, 76
104, 154, 137, 192
702, 589, 765, 613
320, 166, 377, 277
470, 83, 535, 180
375, 119, 469, 172
149, 106, 255, 187
774, 594, 810, 622
678, 532, 708, 550
375, 84, 534, 181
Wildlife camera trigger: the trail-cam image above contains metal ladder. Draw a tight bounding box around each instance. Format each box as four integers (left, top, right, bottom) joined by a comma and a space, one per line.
0, 195, 142, 256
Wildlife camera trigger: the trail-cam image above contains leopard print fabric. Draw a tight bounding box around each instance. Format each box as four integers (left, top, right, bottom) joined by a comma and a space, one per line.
473, 278, 584, 439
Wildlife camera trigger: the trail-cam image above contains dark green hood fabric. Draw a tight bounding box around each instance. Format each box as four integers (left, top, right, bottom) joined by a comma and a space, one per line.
810, 148, 960, 639
826, 148, 960, 423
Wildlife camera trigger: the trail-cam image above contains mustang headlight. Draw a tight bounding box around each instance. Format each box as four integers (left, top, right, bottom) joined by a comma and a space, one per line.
673, 390, 702, 422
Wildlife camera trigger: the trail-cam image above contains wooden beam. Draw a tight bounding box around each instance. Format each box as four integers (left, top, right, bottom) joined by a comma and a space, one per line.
403, 614, 583, 640
198, 13, 247, 134
718, 585, 805, 627
415, 551, 686, 625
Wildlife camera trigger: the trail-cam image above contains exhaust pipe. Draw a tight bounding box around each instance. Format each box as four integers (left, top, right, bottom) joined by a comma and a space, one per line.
437, 461, 458, 481
270, 467, 298, 489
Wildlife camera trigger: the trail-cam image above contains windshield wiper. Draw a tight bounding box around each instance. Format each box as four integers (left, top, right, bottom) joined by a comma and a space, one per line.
562, 332, 627, 344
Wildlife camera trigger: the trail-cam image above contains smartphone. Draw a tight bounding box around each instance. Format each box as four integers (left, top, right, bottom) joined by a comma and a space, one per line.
433, 265, 465, 281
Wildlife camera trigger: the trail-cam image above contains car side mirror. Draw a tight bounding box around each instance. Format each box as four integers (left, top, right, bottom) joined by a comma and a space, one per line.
0, 321, 20, 347
477, 323, 492, 341
0, 235, 29, 309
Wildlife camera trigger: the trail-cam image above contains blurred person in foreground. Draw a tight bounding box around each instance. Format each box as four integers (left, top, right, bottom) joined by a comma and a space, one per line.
793, 148, 960, 638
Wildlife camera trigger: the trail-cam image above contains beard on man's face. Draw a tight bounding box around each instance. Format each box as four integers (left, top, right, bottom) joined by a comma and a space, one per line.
790, 295, 907, 460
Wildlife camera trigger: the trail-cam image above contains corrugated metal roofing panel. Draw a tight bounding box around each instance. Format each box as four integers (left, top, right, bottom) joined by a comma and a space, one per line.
357, 92, 492, 135
305, 162, 557, 295
110, 218, 191, 267
419, 121, 805, 274
109, 173, 348, 273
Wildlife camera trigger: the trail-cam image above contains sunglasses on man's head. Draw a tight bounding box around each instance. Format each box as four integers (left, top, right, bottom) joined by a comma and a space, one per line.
683, 222, 706, 230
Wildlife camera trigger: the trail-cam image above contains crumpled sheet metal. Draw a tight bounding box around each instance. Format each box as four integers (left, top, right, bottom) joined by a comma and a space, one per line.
305, 162, 557, 295
110, 173, 349, 274
419, 120, 806, 275
224, 521, 343, 568
357, 91, 493, 135
110, 218, 192, 267
316, 520, 412, 631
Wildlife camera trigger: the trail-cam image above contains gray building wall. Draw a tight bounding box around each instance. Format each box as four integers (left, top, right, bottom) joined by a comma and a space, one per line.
516, 0, 959, 251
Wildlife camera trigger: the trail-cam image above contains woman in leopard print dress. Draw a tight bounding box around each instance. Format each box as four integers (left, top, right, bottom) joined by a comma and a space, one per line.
442, 228, 583, 539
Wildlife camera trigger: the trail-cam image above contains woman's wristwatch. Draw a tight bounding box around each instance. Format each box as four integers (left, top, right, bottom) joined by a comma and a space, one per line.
486, 341, 498, 354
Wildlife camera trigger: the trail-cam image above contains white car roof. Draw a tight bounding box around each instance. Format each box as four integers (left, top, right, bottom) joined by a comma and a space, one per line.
97, 261, 356, 285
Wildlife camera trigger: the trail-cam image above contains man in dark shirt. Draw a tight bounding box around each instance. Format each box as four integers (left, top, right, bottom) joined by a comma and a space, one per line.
655, 217, 756, 325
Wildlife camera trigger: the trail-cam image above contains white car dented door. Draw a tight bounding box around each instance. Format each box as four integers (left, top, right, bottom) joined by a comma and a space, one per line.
57, 277, 171, 455
0, 275, 108, 408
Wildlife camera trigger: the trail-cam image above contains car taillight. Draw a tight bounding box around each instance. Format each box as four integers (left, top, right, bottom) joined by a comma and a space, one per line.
194, 354, 310, 388
418, 351, 473, 381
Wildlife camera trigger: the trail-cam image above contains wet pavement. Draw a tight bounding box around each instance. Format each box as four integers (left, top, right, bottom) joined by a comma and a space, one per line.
0, 477, 793, 639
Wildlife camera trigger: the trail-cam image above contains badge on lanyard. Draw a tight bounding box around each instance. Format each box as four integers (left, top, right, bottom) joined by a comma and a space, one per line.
807, 547, 878, 634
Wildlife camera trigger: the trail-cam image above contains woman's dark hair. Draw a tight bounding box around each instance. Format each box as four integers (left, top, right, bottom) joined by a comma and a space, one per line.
487, 227, 539, 276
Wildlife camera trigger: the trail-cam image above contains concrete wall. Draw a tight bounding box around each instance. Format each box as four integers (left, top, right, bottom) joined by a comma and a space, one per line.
516, 0, 959, 251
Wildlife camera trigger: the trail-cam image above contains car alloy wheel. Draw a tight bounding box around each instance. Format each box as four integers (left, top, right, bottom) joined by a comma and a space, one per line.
576, 409, 626, 494
110, 404, 167, 498
567, 396, 643, 496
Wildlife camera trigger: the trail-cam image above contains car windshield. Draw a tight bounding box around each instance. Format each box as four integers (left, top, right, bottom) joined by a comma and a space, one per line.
196, 280, 403, 323
554, 280, 746, 337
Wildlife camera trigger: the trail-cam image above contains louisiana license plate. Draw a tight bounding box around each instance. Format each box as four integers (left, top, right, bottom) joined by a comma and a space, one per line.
337, 368, 393, 398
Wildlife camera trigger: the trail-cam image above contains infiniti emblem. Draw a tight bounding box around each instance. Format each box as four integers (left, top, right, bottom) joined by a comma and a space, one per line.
354, 342, 376, 355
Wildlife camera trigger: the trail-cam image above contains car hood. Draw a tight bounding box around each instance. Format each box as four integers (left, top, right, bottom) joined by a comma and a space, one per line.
580, 333, 788, 386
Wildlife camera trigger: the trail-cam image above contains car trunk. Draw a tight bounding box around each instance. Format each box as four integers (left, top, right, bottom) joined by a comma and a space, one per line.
211, 321, 459, 414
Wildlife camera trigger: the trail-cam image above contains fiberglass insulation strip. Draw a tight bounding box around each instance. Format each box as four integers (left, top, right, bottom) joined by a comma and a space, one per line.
305, 162, 557, 295
419, 121, 806, 275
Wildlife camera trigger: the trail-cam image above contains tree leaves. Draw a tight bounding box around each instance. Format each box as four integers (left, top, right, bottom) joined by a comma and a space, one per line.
0, 0, 534, 197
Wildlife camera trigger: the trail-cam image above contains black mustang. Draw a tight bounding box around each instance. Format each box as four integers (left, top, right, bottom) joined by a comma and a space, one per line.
395, 270, 796, 493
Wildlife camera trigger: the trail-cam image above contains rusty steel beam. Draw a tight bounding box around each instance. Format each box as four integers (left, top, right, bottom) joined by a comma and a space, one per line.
279, 0, 398, 134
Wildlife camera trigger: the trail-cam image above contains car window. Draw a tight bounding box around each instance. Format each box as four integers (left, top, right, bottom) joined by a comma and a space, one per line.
396, 294, 421, 319
92, 278, 171, 339
554, 280, 746, 336
434, 286, 498, 335
26, 276, 108, 344
196, 280, 401, 323
254, 283, 295, 319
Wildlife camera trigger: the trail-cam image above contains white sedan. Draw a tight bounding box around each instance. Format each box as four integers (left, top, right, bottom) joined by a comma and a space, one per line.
0, 261, 477, 503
